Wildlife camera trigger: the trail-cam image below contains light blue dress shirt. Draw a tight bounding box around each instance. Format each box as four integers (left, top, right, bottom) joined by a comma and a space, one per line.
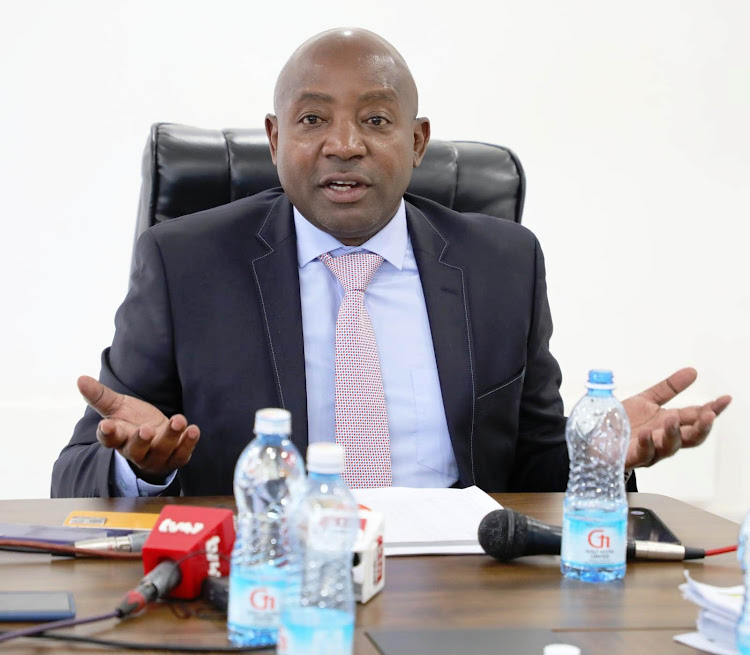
113, 199, 458, 495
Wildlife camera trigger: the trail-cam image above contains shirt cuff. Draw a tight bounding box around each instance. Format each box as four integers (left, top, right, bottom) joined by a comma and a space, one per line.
112, 450, 176, 497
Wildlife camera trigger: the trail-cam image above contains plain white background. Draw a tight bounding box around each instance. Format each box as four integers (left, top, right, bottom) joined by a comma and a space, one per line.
1, 0, 747, 518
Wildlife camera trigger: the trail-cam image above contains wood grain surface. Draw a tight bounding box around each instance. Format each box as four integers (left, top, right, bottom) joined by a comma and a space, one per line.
0, 493, 739, 654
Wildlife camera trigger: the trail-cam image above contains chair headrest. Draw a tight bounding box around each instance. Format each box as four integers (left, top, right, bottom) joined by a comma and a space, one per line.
136, 123, 525, 242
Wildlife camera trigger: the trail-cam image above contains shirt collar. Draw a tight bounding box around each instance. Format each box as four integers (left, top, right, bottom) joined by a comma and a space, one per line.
293, 199, 407, 271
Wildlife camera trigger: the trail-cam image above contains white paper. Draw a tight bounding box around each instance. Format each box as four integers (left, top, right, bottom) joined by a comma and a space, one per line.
680, 571, 744, 619
698, 611, 739, 647
677, 570, 744, 654
352, 486, 502, 556
673, 632, 737, 655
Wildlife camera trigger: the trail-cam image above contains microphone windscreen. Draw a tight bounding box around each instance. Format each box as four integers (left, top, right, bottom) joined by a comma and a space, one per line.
478, 509, 529, 561
142, 505, 235, 599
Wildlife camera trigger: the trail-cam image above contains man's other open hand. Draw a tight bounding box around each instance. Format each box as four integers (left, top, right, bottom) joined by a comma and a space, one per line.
77, 375, 200, 484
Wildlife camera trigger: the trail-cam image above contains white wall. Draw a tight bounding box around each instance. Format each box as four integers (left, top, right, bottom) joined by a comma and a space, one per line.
1, 0, 747, 515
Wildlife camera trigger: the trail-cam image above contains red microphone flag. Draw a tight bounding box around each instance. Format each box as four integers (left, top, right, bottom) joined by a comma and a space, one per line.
142, 505, 235, 599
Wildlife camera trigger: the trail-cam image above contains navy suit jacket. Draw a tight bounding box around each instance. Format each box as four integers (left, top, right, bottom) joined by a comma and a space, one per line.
51, 189, 573, 497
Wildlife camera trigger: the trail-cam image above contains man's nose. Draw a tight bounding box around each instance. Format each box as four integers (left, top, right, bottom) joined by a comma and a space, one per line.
321, 120, 366, 159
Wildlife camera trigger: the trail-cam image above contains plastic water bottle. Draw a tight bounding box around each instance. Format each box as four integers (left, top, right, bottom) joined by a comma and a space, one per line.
278, 443, 359, 655
737, 511, 750, 653
561, 370, 630, 582
227, 408, 306, 647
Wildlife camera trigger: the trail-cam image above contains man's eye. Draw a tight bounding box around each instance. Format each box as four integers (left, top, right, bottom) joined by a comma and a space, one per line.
302, 115, 322, 125
367, 116, 388, 126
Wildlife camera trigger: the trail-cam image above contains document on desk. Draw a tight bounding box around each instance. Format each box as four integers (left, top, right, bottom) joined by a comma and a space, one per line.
675, 571, 742, 654
352, 486, 502, 556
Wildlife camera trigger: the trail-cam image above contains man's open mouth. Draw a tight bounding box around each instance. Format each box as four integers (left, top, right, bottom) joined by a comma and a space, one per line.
327, 180, 361, 191
319, 176, 370, 203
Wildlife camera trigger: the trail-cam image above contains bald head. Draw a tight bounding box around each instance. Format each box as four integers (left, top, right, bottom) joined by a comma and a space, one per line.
274, 28, 419, 119
265, 28, 430, 246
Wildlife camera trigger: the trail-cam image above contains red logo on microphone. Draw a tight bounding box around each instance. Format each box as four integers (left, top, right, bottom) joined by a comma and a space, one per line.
249, 588, 276, 611
587, 529, 610, 549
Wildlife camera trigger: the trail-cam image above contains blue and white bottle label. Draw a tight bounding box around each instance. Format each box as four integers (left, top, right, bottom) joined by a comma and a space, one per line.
278, 608, 354, 655
561, 514, 627, 567
228, 568, 284, 630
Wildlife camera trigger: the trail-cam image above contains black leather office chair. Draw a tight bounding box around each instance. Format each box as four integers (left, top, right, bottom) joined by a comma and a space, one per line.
134, 123, 526, 260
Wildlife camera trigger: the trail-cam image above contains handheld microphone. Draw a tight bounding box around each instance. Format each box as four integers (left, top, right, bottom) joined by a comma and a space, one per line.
139, 505, 235, 600
478, 509, 705, 562
478, 509, 562, 560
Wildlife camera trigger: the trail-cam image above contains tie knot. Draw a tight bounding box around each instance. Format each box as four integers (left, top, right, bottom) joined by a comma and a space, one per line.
319, 251, 384, 292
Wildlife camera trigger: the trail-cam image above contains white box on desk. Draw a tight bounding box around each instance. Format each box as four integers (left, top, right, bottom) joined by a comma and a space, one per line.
353, 509, 385, 604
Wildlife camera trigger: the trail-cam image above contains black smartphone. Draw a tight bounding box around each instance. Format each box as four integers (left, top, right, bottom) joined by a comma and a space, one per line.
627, 507, 681, 544
0, 591, 75, 622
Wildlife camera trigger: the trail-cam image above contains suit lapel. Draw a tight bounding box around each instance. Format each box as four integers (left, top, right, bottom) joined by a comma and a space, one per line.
250, 194, 309, 454
406, 201, 475, 486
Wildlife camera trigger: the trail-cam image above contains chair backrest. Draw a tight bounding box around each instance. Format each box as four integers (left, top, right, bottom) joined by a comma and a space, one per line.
135, 123, 525, 248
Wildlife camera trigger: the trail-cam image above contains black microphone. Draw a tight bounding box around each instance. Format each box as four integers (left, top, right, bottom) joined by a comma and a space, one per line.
478, 509, 705, 562
478, 509, 562, 560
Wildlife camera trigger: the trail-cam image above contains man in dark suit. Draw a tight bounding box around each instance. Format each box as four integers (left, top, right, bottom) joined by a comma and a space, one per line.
51, 28, 730, 498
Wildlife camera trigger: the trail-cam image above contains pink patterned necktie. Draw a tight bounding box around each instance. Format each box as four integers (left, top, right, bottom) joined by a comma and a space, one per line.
319, 251, 392, 488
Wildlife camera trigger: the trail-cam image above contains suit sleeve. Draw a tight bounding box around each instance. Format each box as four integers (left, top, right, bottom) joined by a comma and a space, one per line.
508, 239, 638, 492
50, 230, 183, 498
508, 237, 570, 491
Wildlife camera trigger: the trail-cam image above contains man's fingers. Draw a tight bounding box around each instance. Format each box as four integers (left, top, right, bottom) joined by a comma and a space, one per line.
626, 430, 655, 469
654, 418, 683, 461
165, 426, 201, 470
679, 408, 716, 448
111, 415, 199, 476
711, 395, 732, 416
169, 415, 188, 434
119, 426, 157, 465
96, 419, 152, 456
638, 367, 698, 406
141, 415, 189, 463
674, 397, 729, 427
94, 409, 200, 479
78, 376, 122, 417
96, 419, 130, 449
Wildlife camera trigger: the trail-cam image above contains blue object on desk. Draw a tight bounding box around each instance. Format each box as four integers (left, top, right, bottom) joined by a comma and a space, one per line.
0, 591, 76, 621
0, 522, 134, 546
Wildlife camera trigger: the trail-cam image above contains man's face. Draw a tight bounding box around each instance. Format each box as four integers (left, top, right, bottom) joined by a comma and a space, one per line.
266, 44, 429, 245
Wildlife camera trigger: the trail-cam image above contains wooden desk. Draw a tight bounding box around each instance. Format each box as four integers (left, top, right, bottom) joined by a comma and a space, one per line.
0, 493, 739, 654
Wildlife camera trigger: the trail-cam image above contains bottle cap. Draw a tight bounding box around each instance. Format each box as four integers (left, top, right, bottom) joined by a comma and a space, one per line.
307, 443, 345, 474
543, 645, 581, 655
253, 408, 292, 435
585, 369, 615, 390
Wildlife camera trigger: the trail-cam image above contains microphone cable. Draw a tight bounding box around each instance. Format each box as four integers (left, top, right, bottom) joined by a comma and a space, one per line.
705, 545, 738, 557
0, 630, 275, 652
0, 550, 274, 651
0, 609, 120, 645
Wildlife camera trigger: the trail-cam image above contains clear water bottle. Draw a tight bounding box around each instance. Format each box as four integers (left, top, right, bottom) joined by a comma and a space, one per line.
278, 443, 359, 655
737, 512, 750, 653
227, 408, 306, 647
561, 369, 630, 583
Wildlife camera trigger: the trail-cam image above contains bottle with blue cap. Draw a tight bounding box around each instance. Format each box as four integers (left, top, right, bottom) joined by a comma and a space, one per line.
561, 370, 631, 582
278, 442, 359, 655
227, 408, 306, 647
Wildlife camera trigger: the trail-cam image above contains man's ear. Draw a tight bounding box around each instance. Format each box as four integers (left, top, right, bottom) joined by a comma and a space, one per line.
265, 114, 279, 165
412, 117, 431, 167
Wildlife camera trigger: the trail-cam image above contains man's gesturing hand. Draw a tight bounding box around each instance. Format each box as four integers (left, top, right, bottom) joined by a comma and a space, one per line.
622, 367, 731, 470
77, 375, 200, 484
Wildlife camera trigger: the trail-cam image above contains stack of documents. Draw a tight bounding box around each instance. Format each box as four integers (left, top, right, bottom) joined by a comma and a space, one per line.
352, 486, 502, 556
674, 571, 743, 655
